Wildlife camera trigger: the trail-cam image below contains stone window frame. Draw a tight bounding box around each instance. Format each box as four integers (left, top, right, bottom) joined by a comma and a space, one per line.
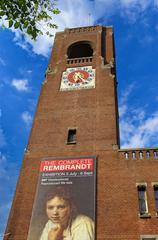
152, 182, 158, 216
140, 235, 158, 240
136, 182, 150, 218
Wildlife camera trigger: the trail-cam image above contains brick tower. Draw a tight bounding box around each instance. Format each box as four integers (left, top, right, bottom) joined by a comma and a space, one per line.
4, 26, 158, 240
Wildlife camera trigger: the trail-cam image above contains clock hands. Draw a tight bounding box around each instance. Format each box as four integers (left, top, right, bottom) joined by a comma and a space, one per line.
60, 67, 95, 91
73, 72, 85, 83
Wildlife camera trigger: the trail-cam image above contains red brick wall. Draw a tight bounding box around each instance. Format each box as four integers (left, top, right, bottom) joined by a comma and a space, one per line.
4, 26, 158, 240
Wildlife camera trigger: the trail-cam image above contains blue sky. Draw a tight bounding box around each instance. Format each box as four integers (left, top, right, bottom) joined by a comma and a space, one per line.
1, 0, 158, 236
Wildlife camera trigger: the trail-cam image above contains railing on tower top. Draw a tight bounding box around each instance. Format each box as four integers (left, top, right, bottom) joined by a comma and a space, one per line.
67, 57, 93, 65
67, 26, 97, 34
119, 148, 158, 160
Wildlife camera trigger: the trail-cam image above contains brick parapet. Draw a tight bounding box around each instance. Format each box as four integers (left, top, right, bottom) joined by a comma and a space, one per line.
118, 147, 158, 160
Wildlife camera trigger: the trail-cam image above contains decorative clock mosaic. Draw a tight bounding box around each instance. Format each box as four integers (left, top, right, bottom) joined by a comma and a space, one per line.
60, 66, 95, 91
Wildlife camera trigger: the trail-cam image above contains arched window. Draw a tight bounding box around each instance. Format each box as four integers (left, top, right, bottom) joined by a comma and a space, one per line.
67, 41, 93, 59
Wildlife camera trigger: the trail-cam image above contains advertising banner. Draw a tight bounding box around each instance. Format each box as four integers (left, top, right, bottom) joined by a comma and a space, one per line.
27, 156, 96, 240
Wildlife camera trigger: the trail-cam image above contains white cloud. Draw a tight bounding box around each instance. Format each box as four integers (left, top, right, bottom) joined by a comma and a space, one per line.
12, 0, 95, 57
13, 29, 53, 57
15, 40, 30, 52
21, 111, 33, 128
119, 83, 135, 117
11, 79, 30, 92
121, 112, 158, 148
118, 0, 152, 23
119, 85, 158, 149
26, 35, 53, 57
94, 0, 152, 23
5, 0, 158, 57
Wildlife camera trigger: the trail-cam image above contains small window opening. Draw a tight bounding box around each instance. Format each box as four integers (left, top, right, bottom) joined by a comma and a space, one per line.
67, 129, 76, 144
139, 151, 143, 159
154, 185, 158, 214
154, 151, 158, 158
137, 185, 148, 216
124, 152, 129, 159
132, 151, 136, 159
146, 151, 150, 158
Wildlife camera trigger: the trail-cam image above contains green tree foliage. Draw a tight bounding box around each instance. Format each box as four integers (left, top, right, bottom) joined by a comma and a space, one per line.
0, 0, 60, 40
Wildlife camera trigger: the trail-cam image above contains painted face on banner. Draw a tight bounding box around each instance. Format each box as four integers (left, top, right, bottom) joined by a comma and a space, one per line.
46, 196, 71, 226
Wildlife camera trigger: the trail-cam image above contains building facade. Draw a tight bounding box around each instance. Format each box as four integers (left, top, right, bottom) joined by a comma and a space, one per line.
4, 25, 158, 240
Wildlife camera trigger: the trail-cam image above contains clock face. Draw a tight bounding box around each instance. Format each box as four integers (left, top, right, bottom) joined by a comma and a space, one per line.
60, 66, 95, 91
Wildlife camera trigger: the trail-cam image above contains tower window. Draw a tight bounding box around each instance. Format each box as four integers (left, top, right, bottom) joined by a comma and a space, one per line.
137, 185, 148, 216
67, 129, 77, 144
67, 41, 93, 59
153, 185, 158, 214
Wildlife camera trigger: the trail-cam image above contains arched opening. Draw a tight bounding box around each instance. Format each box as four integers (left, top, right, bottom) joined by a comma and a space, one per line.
67, 41, 93, 59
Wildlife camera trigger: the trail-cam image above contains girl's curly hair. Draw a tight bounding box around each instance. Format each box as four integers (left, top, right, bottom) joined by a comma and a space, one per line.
45, 186, 78, 219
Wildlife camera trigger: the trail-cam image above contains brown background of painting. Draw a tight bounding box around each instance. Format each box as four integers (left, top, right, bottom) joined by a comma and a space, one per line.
27, 163, 96, 240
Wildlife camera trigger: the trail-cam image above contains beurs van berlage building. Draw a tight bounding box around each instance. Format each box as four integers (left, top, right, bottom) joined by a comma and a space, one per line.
4, 25, 158, 240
